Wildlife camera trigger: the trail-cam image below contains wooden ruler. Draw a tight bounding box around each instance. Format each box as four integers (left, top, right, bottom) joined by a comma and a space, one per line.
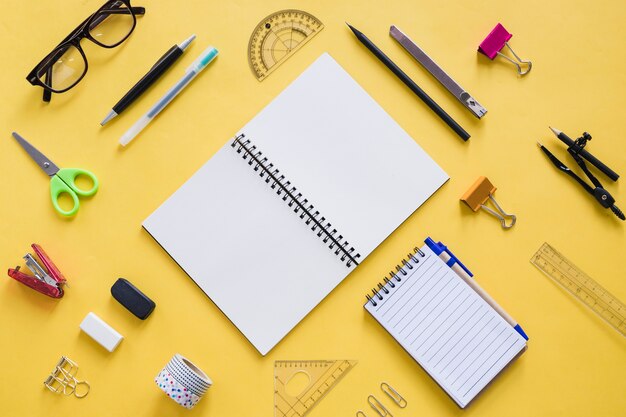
530, 242, 626, 337
248, 9, 324, 81
274, 360, 356, 417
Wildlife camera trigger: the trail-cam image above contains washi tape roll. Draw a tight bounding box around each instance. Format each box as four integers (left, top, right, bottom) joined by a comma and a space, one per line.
155, 354, 212, 409
169, 355, 211, 392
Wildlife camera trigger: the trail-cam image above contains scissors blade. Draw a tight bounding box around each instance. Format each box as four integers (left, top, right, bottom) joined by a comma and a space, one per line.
12, 132, 60, 177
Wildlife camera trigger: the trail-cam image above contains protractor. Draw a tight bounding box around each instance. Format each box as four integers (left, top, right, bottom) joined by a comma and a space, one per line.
248, 9, 324, 81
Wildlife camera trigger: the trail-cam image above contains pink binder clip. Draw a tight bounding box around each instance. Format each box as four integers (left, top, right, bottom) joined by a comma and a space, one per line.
478, 23, 532, 76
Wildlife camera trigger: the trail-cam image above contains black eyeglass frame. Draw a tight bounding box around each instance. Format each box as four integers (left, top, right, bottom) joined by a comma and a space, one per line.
26, 0, 145, 101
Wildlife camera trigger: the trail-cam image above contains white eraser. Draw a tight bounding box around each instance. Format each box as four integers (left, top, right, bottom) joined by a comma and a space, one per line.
79, 312, 123, 352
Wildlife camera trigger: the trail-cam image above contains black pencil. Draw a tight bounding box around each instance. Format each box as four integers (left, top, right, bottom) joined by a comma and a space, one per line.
346, 23, 470, 141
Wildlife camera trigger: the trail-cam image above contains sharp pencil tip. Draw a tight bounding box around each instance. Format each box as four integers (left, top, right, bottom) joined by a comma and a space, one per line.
548, 126, 560, 136
536, 141, 543, 148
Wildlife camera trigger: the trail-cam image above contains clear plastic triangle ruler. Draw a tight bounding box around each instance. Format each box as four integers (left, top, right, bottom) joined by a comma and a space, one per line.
274, 360, 357, 417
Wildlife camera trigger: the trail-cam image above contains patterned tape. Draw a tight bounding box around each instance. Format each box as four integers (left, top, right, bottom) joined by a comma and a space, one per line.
173, 354, 211, 385
155, 369, 200, 408
170, 355, 211, 390
165, 362, 206, 397
155, 354, 212, 409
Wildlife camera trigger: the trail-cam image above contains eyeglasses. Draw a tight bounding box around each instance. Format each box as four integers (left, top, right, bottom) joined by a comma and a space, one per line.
26, 0, 145, 102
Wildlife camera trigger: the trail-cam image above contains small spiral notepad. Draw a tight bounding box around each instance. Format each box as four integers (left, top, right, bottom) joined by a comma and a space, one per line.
143, 53, 448, 355
364, 243, 527, 408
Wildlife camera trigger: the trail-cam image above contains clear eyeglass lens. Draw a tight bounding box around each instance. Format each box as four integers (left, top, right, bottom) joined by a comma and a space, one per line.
88, 1, 134, 46
37, 44, 86, 91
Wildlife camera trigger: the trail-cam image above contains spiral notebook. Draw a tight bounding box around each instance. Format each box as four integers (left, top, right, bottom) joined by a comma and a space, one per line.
364, 242, 527, 408
143, 53, 448, 355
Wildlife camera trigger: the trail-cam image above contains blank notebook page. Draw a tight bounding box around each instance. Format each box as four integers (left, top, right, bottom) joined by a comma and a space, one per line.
237, 53, 448, 258
143, 53, 448, 355
365, 245, 526, 407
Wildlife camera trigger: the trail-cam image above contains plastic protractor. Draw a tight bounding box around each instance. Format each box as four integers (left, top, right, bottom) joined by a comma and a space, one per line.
248, 9, 324, 81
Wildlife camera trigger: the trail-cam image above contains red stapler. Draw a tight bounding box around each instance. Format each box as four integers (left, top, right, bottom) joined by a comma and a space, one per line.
7, 244, 67, 298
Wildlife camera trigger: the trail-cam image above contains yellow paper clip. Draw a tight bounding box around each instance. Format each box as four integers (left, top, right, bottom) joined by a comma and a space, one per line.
461, 176, 516, 229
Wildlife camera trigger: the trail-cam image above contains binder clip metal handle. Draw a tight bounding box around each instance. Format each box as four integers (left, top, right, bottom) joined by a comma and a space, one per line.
479, 23, 532, 76
496, 43, 532, 76
461, 176, 517, 229
479, 194, 517, 229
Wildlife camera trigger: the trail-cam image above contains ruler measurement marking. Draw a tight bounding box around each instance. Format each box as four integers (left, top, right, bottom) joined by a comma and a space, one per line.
275, 360, 355, 417
531, 243, 626, 337
248, 9, 324, 81
540, 249, 625, 322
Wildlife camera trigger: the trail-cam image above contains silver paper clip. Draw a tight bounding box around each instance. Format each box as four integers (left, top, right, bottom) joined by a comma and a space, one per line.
368, 395, 392, 417
380, 382, 407, 408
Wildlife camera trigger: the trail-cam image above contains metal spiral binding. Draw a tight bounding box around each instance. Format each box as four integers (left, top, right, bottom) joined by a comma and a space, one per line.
231, 134, 361, 267
365, 247, 425, 306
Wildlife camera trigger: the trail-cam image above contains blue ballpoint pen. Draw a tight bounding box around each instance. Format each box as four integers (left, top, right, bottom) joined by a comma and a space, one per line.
425, 237, 529, 341
119, 46, 219, 146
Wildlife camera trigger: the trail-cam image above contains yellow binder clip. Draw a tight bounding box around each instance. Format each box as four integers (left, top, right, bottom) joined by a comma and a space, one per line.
461, 176, 516, 229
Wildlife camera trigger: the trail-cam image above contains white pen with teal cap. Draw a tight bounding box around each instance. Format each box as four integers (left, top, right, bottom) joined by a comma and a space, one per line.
119, 46, 219, 146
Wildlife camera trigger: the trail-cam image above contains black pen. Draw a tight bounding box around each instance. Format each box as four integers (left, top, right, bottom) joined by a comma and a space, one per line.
346, 23, 470, 141
100, 34, 196, 126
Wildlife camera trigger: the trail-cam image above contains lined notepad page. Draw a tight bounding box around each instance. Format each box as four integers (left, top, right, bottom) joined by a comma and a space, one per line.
364, 245, 526, 407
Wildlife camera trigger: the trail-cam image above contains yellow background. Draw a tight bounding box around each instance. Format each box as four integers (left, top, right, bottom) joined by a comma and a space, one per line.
1, 0, 625, 415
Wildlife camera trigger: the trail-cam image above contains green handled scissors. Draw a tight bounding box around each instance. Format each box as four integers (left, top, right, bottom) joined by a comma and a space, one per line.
12, 132, 99, 217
